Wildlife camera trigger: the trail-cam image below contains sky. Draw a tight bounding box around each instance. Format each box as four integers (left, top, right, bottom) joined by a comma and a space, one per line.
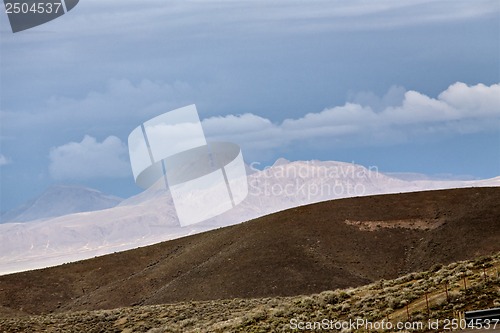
0, 0, 499, 211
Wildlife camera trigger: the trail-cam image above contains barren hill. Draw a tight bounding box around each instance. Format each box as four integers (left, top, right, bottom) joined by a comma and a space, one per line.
2, 253, 498, 332
0, 187, 499, 317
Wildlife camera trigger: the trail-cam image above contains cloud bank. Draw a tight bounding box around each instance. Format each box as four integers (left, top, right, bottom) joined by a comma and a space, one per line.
203, 82, 500, 156
49, 135, 130, 180
46, 82, 499, 179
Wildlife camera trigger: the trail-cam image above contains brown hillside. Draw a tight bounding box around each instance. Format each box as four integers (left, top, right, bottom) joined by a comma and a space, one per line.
0, 187, 499, 317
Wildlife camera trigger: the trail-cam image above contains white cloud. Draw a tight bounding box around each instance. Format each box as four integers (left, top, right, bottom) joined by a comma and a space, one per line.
49, 135, 131, 180
0, 154, 11, 166
438, 82, 500, 117
203, 82, 500, 156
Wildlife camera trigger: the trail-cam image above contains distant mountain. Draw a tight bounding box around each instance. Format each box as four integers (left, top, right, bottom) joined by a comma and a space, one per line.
0, 159, 498, 275
0, 185, 122, 223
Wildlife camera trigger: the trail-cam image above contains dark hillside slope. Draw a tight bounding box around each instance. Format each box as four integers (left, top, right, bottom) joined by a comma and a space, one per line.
0, 187, 498, 316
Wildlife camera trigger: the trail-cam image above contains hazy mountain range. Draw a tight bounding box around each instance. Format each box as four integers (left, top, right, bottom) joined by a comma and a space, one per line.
0, 159, 498, 275
0, 185, 122, 224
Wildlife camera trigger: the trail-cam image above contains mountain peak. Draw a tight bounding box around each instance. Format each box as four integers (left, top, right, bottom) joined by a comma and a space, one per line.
1, 185, 122, 223
272, 157, 290, 167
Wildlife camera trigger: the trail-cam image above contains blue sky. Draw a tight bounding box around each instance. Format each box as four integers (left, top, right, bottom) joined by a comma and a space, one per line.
1, 0, 499, 211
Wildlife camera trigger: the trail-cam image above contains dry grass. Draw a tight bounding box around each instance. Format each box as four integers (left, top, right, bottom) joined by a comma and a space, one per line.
1, 253, 499, 333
